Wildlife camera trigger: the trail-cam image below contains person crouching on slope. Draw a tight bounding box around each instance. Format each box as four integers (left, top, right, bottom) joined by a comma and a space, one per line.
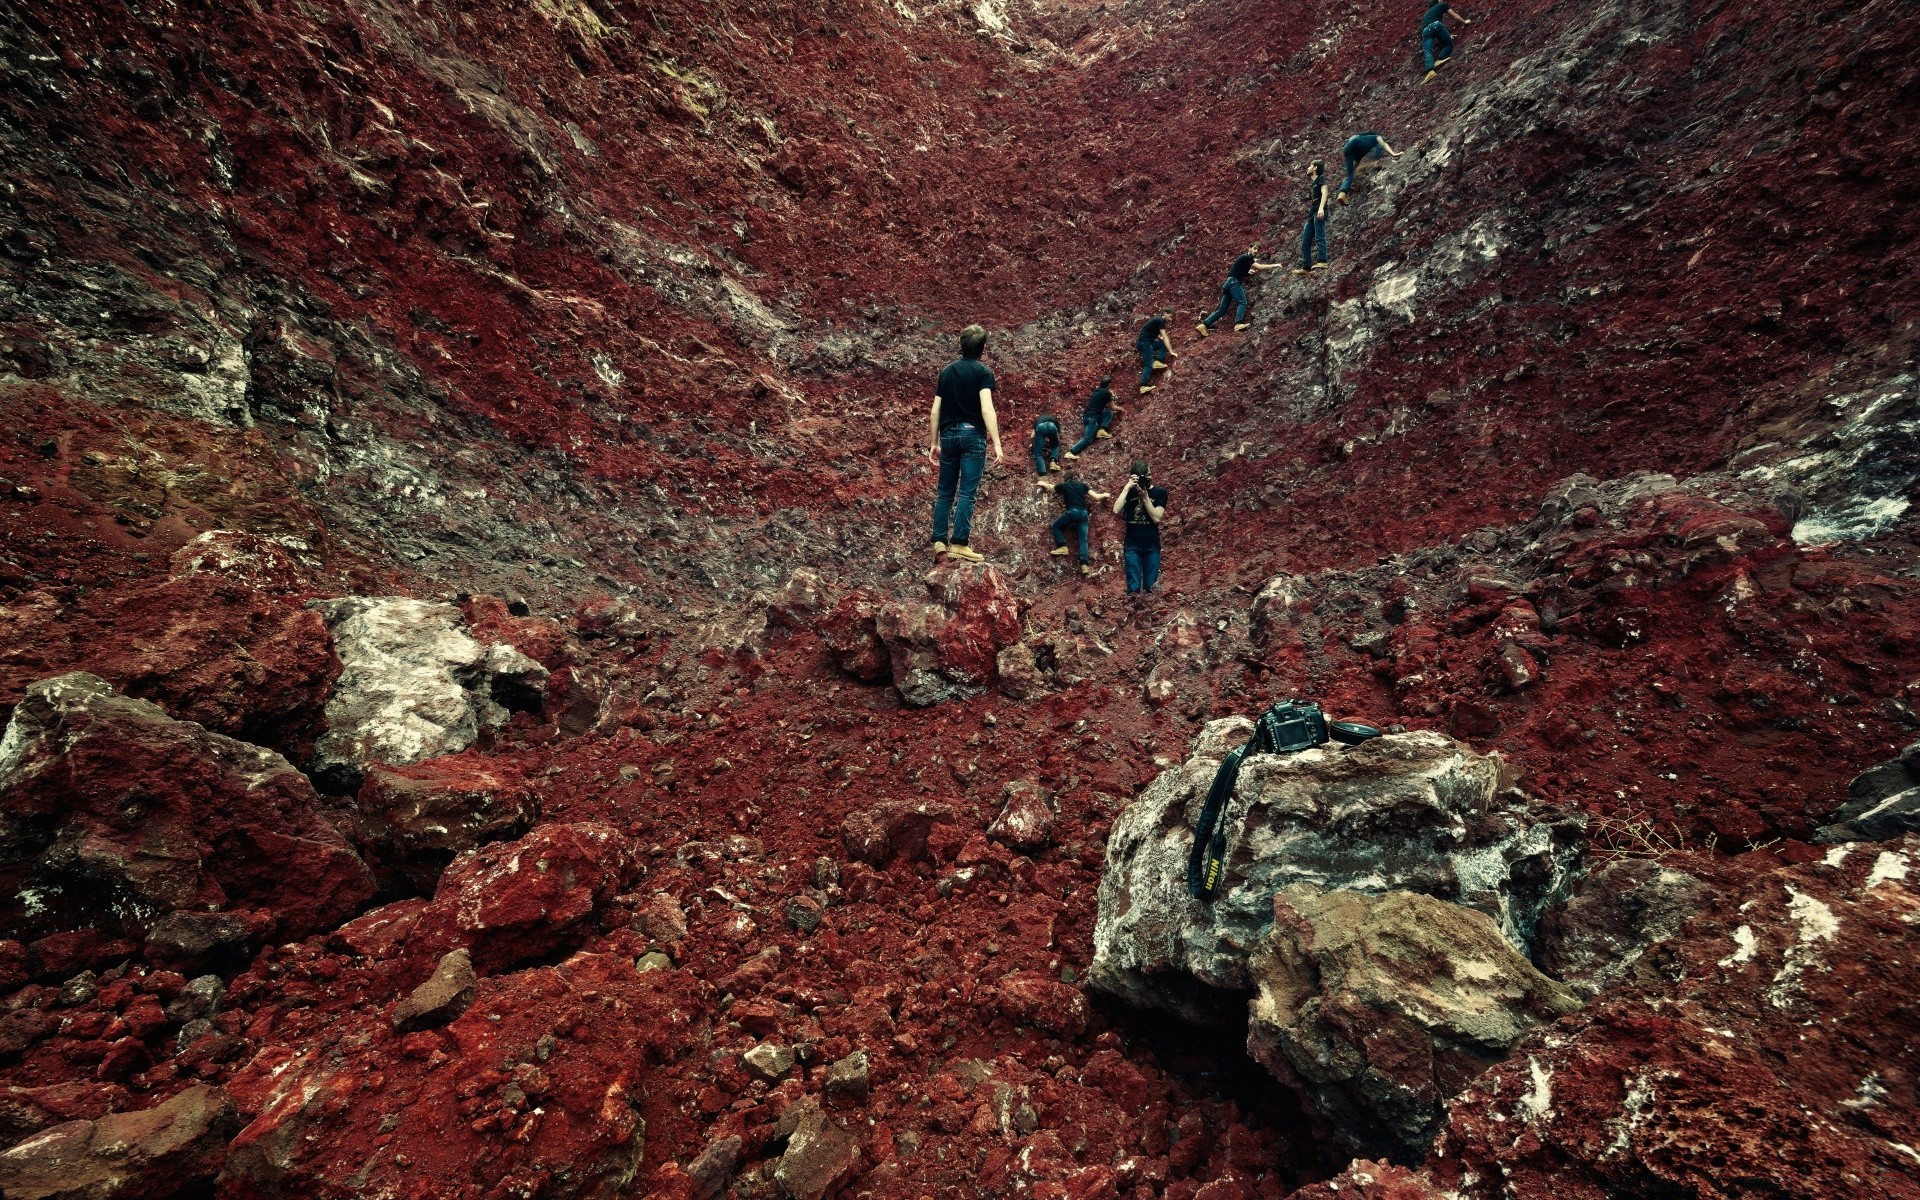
1197, 243, 1281, 336
1293, 161, 1330, 275
1337, 132, 1403, 203
928, 323, 1005, 563
1421, 2, 1471, 83
1136, 312, 1176, 395
1114, 460, 1169, 595
1037, 469, 1110, 575
1032, 413, 1063, 477
1065, 376, 1118, 459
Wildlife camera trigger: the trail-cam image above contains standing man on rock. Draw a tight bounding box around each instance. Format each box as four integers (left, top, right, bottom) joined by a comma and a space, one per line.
1421, 2, 1471, 83
1336, 133, 1403, 203
1197, 244, 1281, 336
928, 324, 1005, 563
1135, 312, 1176, 395
1064, 375, 1118, 459
1114, 460, 1169, 595
1293, 162, 1331, 275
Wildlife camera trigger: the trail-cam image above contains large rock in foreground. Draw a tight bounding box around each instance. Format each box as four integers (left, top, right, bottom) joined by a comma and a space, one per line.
1090, 719, 1580, 1024
874, 564, 1022, 706
1247, 885, 1580, 1161
0, 674, 375, 949
310, 597, 549, 791
0, 1083, 237, 1200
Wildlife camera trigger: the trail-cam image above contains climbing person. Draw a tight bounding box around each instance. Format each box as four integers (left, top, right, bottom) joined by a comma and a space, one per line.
1037, 469, 1110, 575
1064, 376, 1119, 460
1293, 161, 1330, 275
1197, 244, 1281, 336
927, 323, 1005, 563
1113, 459, 1169, 594
1135, 312, 1176, 394
1421, 2, 1471, 82
1031, 413, 1063, 477
1336, 133, 1403, 203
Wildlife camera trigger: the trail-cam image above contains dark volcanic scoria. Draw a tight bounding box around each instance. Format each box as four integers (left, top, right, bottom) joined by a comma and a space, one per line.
1, 0, 1919, 1197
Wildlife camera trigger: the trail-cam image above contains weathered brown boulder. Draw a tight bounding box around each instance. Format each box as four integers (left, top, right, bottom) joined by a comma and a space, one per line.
1533, 858, 1705, 996
354, 755, 537, 891
995, 972, 1090, 1038
839, 801, 955, 866
818, 590, 889, 682
389, 947, 476, 1031
874, 563, 1022, 706
1247, 886, 1581, 1161
987, 780, 1055, 852
774, 1104, 862, 1200
0, 1084, 237, 1200
0, 674, 374, 950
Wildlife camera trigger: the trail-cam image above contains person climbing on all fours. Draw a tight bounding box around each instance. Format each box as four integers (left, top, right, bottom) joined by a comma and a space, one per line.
1036, 468, 1110, 576
1197, 243, 1281, 337
1293, 161, 1331, 275
1031, 412, 1062, 478
1336, 132, 1403, 203
1113, 459, 1169, 595
927, 323, 1005, 563
1135, 311, 1176, 395
1421, 1, 1470, 83
1064, 375, 1118, 460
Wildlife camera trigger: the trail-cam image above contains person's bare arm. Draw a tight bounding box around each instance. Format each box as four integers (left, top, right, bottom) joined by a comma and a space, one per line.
1089, 489, 1112, 502
1252, 260, 1282, 271
980, 389, 1004, 462
1380, 138, 1402, 156
1159, 331, 1176, 358
1140, 489, 1166, 522
928, 395, 942, 462
1316, 181, 1328, 218
1112, 478, 1134, 516
1035, 477, 1058, 491
1451, 7, 1471, 23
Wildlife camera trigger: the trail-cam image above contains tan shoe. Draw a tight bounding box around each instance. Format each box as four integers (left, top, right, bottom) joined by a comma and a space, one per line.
1152, 360, 1169, 371
1195, 323, 1209, 338
1422, 69, 1437, 84
1336, 192, 1349, 205
946, 543, 985, 562
1311, 262, 1329, 271
1063, 451, 1079, 460
1095, 430, 1112, 439
1139, 385, 1155, 394
1051, 546, 1072, 557
1049, 462, 1061, 472
1233, 323, 1250, 331
932, 541, 947, 556
1291, 268, 1309, 276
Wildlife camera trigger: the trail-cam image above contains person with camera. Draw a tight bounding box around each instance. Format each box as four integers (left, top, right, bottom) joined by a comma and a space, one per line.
928, 324, 1005, 563
1113, 460, 1169, 594
1064, 376, 1118, 459
1036, 469, 1110, 575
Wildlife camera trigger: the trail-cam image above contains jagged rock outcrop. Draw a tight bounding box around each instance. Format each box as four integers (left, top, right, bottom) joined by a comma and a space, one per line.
1815, 741, 1920, 843
309, 597, 550, 790
874, 563, 1022, 706
353, 755, 538, 891
0, 673, 375, 950
1090, 718, 1581, 1024
0, 1083, 237, 1200
1533, 857, 1706, 997
1246, 885, 1581, 1160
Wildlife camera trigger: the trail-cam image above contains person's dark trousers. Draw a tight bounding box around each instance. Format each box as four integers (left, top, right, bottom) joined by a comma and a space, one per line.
1300, 215, 1328, 267
1069, 409, 1112, 454
1200, 278, 1249, 329
1052, 509, 1091, 564
1124, 545, 1162, 593
931, 423, 987, 545
1341, 142, 1381, 194
1137, 341, 1165, 387
1422, 21, 1452, 70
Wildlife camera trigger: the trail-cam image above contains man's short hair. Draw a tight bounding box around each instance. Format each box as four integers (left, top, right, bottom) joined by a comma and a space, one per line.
1099, 374, 1112, 386
1309, 159, 1325, 175
959, 325, 988, 359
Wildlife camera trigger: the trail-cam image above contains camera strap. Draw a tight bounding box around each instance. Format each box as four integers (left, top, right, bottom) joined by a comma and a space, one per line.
1187, 743, 1248, 903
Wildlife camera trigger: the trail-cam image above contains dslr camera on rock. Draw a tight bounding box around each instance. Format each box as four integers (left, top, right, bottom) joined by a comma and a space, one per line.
1187, 699, 1382, 902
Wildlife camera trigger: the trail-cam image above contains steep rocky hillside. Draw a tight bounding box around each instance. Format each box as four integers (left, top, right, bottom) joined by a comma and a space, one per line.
1, 0, 1918, 1198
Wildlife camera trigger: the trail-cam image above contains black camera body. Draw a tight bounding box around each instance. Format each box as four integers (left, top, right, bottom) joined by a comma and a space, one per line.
1250, 699, 1329, 756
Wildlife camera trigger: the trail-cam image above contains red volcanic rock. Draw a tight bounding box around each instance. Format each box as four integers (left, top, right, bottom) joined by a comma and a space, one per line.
0, 579, 339, 763
819, 590, 890, 683
168, 531, 312, 595
0, 1084, 237, 1200
876, 563, 1023, 706
988, 780, 1056, 852
774, 1103, 862, 1200
405, 822, 636, 973
839, 801, 957, 866
0, 674, 374, 949
328, 898, 428, 961
1286, 1161, 1444, 1200
220, 953, 696, 1200
995, 972, 1089, 1038
354, 755, 538, 891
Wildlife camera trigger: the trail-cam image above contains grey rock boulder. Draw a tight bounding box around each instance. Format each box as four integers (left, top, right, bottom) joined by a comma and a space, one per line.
1814, 742, 1920, 843
0, 1084, 237, 1200
1534, 858, 1705, 997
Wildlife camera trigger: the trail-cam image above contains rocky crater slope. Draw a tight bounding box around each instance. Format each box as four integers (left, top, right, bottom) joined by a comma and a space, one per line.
1, 0, 1919, 1197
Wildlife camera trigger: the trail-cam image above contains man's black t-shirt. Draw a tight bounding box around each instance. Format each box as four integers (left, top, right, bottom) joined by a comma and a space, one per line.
1056, 480, 1092, 512
936, 358, 995, 429
1084, 386, 1113, 417
1228, 252, 1255, 282
1423, 2, 1450, 26
1137, 317, 1167, 346
1123, 484, 1170, 548
1305, 173, 1327, 214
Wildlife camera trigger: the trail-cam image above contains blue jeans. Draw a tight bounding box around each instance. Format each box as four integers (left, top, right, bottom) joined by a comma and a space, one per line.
931, 423, 986, 545
1052, 509, 1091, 564
1341, 139, 1383, 193
1070, 409, 1112, 454
1125, 545, 1161, 593
1201, 278, 1248, 329
1422, 22, 1452, 70
1137, 340, 1166, 387
1300, 215, 1328, 267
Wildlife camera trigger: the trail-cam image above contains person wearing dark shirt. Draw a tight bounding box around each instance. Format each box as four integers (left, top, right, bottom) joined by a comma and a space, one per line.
1293, 162, 1331, 274
927, 323, 1005, 562
1065, 376, 1119, 457
1031, 414, 1063, 477
1037, 470, 1110, 573
1197, 243, 1281, 336
1113, 459, 1169, 594
1337, 133, 1403, 202
1135, 312, 1176, 394
1421, 3, 1470, 81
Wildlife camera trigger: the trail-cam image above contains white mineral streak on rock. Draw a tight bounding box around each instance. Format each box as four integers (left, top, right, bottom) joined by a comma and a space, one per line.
1717, 924, 1758, 968
1766, 887, 1840, 1007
